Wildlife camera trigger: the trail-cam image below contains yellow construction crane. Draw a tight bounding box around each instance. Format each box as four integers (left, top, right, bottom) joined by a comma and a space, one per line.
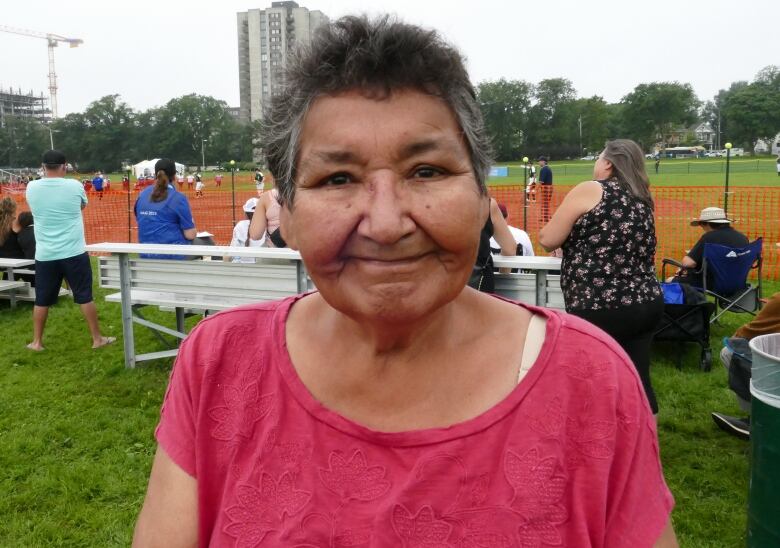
0, 25, 83, 119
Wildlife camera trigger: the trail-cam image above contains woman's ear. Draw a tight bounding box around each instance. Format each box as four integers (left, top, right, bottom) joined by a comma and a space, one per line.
279, 205, 298, 250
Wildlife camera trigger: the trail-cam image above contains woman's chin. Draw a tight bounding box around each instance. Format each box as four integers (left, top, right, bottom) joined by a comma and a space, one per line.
325, 280, 462, 327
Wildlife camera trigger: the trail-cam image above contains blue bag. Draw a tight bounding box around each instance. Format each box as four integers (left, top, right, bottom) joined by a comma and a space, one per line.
661, 282, 684, 305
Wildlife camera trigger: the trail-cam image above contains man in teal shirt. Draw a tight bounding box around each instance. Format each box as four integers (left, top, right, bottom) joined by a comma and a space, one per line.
24, 150, 114, 351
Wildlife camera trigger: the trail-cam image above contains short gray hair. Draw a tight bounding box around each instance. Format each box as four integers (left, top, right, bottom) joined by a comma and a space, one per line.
262, 15, 492, 206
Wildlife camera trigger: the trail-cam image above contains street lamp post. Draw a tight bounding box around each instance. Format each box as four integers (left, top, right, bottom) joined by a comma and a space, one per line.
724, 142, 732, 215
522, 156, 529, 232
230, 159, 236, 226
47, 126, 57, 149
201, 139, 208, 171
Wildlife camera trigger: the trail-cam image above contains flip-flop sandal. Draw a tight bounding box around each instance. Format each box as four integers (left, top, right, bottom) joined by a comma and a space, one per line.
93, 336, 117, 349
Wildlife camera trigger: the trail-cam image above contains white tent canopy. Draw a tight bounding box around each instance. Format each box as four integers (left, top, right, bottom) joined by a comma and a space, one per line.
132, 159, 185, 179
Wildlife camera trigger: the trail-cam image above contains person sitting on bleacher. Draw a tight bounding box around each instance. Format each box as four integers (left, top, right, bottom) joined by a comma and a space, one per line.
712, 292, 780, 440
666, 207, 748, 287
490, 202, 534, 257
224, 198, 265, 263
134, 158, 197, 260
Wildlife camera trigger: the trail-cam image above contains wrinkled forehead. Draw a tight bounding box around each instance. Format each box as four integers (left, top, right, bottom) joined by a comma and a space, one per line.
296, 88, 468, 167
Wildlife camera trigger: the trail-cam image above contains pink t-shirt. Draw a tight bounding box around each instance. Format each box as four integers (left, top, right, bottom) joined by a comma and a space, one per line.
157, 294, 674, 547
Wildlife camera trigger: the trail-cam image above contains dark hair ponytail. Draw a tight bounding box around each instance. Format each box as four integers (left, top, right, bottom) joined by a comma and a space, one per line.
151, 170, 170, 202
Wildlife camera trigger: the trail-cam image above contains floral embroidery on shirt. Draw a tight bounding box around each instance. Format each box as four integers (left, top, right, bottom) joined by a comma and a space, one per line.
504, 448, 568, 547
208, 381, 274, 441
561, 350, 611, 382
223, 472, 312, 547
469, 473, 491, 507
529, 396, 564, 438
202, 325, 263, 383
276, 437, 313, 480
293, 512, 374, 548
392, 504, 453, 548
456, 532, 513, 548
318, 449, 392, 502
565, 416, 616, 469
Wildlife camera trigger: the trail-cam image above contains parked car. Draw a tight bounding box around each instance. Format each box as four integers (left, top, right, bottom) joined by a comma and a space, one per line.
580, 155, 596, 161
705, 151, 722, 158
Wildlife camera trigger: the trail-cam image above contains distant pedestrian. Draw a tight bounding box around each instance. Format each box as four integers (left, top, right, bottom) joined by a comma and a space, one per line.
537, 156, 553, 223
655, 157, 660, 174
25, 150, 115, 351
776, 155, 779, 176
525, 160, 537, 203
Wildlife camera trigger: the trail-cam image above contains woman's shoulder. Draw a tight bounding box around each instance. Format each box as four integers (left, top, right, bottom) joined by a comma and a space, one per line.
171, 297, 296, 388
187, 298, 290, 346
569, 179, 604, 201
544, 309, 646, 389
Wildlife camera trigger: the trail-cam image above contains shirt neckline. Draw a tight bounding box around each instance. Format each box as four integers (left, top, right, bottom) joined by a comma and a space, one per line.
272, 293, 561, 447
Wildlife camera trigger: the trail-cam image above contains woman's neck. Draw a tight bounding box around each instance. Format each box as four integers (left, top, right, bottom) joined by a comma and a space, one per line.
319, 293, 462, 357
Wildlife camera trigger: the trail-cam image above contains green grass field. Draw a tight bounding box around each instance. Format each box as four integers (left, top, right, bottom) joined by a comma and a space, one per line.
100, 157, 779, 191
490, 158, 780, 187
1, 258, 776, 545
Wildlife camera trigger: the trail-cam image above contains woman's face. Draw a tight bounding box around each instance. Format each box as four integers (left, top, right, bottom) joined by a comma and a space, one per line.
283, 89, 488, 324
593, 152, 613, 180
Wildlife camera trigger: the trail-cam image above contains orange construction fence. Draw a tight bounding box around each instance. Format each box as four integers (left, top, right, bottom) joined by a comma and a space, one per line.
4, 181, 779, 280
491, 185, 779, 280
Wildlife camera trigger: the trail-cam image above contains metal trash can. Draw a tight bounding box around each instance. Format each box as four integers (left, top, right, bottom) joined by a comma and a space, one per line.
747, 334, 780, 547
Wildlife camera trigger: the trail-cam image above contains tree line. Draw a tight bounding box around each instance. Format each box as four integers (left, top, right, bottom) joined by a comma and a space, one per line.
0, 94, 257, 172
1, 65, 778, 169
478, 65, 780, 160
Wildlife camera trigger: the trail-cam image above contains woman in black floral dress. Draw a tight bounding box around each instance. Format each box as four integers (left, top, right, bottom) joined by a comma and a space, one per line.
539, 139, 663, 413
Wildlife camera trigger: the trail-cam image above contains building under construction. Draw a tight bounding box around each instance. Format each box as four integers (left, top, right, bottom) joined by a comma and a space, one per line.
0, 87, 51, 127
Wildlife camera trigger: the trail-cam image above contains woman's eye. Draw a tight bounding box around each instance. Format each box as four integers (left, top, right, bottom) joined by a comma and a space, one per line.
323, 173, 351, 186
413, 166, 443, 179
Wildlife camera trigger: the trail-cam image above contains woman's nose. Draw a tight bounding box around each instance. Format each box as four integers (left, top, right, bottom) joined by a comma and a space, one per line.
356, 174, 415, 244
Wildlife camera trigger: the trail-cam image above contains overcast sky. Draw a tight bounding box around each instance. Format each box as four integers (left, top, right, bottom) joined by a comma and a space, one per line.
1, 0, 777, 116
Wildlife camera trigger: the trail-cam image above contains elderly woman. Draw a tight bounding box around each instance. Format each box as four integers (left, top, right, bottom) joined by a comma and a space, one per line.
134, 17, 676, 547
539, 140, 664, 415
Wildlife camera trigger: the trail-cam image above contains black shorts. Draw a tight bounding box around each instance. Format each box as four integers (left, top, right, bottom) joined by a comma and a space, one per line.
34, 252, 94, 306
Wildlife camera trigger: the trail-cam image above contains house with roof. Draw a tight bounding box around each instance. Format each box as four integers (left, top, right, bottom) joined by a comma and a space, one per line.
662, 122, 716, 149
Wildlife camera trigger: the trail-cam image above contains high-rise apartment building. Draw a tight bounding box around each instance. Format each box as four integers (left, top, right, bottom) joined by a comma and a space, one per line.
237, 2, 328, 124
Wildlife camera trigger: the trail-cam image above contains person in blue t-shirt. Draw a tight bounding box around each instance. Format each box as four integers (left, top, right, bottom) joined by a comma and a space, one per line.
25, 149, 115, 351
92, 172, 104, 199
134, 158, 197, 260
537, 156, 553, 223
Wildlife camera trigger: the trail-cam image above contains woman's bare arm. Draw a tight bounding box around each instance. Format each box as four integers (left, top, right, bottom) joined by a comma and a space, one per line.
248, 193, 270, 241
133, 446, 198, 548
490, 198, 516, 256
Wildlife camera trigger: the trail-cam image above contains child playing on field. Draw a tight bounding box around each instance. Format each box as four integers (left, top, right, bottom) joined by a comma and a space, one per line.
195, 178, 205, 198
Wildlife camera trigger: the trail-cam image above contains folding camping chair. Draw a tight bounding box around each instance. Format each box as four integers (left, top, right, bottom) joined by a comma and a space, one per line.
662, 238, 762, 324
702, 238, 763, 322
654, 284, 717, 371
